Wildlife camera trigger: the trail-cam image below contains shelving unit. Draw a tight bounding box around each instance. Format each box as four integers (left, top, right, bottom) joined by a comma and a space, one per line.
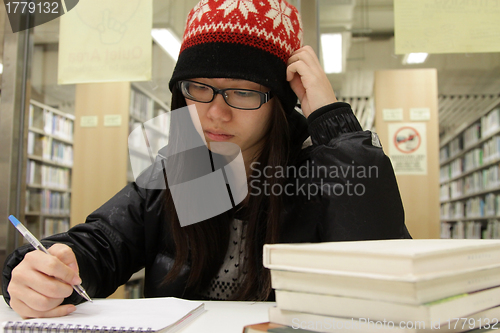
72, 82, 170, 299
440, 99, 500, 239
127, 84, 170, 184
25, 100, 74, 239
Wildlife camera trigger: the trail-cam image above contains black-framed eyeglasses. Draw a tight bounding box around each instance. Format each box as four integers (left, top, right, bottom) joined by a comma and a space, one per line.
178, 80, 273, 110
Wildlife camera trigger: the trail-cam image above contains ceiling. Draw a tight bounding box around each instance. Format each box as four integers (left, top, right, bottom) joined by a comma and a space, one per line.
21, 0, 500, 137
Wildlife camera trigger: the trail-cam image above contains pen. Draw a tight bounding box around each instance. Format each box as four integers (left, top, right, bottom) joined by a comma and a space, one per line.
8, 215, 93, 303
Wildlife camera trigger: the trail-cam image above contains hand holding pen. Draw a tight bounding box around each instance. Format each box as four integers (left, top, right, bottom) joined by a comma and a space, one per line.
7, 215, 92, 318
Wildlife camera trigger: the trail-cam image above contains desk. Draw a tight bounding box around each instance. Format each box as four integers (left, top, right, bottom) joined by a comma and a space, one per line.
0, 300, 275, 333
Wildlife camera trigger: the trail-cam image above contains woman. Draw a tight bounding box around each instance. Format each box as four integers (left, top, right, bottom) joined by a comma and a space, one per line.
3, 0, 410, 318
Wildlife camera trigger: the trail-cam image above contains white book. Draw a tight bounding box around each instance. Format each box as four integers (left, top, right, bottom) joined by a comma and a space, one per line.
274, 287, 500, 326
263, 239, 500, 277
270, 264, 500, 305
269, 306, 500, 333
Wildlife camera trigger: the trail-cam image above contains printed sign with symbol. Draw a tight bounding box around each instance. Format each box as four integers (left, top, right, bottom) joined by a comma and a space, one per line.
389, 123, 427, 175
394, 126, 421, 154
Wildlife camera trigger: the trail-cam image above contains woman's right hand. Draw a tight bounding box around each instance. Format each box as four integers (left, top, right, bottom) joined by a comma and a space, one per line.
7, 244, 82, 318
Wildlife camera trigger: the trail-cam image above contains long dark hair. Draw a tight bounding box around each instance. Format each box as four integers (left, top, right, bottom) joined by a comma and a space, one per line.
162, 84, 291, 300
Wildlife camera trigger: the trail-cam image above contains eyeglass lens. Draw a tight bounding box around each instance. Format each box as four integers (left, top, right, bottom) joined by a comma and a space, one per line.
181, 81, 266, 110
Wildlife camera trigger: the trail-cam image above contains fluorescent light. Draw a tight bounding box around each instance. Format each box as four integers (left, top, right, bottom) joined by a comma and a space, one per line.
321, 33, 343, 74
151, 29, 181, 61
403, 53, 428, 64
0, 63, 3, 74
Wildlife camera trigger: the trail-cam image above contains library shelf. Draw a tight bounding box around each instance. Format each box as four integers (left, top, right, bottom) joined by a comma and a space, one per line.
25, 100, 74, 240
440, 185, 500, 204
440, 126, 500, 166
27, 154, 73, 168
439, 100, 500, 239
29, 126, 74, 145
441, 216, 500, 222
27, 184, 72, 193
25, 212, 71, 218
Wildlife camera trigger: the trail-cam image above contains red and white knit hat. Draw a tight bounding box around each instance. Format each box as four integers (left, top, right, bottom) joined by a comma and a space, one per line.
169, 0, 304, 113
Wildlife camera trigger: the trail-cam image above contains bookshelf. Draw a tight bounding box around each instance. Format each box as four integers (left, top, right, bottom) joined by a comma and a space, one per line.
72, 82, 170, 299
127, 84, 170, 184
25, 100, 74, 240
440, 101, 500, 239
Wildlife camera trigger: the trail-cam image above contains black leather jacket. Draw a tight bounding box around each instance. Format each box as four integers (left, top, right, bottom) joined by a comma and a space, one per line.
2, 102, 411, 306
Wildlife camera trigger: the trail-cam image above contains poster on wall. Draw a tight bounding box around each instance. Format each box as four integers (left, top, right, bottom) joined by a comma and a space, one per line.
58, 0, 152, 84
388, 123, 427, 175
394, 0, 500, 54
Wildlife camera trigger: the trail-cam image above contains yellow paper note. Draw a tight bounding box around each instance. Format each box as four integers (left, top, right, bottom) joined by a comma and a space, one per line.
394, 0, 500, 54
58, 0, 152, 84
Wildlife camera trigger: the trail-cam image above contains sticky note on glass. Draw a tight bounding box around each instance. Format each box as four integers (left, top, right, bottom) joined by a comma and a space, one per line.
58, 0, 152, 84
394, 0, 500, 54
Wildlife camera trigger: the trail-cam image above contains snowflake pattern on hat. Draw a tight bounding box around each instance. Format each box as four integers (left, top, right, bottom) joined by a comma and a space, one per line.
189, 0, 211, 26
218, 0, 258, 19
181, 0, 303, 63
266, 0, 293, 36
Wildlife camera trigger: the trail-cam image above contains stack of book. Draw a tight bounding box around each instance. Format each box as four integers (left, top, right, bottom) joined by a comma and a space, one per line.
260, 239, 500, 333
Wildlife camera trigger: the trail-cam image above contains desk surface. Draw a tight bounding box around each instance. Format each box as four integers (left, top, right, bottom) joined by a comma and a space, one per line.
0, 300, 275, 333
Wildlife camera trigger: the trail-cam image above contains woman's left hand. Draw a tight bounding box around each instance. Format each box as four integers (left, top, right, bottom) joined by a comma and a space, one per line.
287, 45, 337, 118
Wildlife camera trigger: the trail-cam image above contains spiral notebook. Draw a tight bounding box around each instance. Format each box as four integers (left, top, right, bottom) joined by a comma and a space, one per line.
1, 297, 204, 333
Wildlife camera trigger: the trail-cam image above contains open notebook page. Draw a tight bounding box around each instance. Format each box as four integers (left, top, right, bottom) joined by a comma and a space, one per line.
3, 298, 204, 332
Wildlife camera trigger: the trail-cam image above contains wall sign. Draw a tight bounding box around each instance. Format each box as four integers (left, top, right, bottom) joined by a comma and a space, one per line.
388, 123, 427, 175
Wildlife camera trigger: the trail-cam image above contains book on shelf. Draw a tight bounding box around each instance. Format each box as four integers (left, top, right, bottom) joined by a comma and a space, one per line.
26, 161, 71, 190
442, 219, 500, 240
124, 279, 143, 299
41, 108, 74, 141
29, 104, 74, 140
43, 218, 69, 238
464, 148, 483, 172
482, 136, 500, 163
268, 306, 500, 333
463, 122, 481, 149
274, 286, 500, 327
449, 136, 463, 159
1, 298, 204, 333
130, 89, 155, 121
127, 89, 170, 184
482, 219, 500, 239
481, 108, 500, 138
269, 264, 500, 305
465, 197, 485, 218
263, 239, 500, 277
28, 135, 73, 167
25, 101, 74, 240
440, 145, 450, 163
